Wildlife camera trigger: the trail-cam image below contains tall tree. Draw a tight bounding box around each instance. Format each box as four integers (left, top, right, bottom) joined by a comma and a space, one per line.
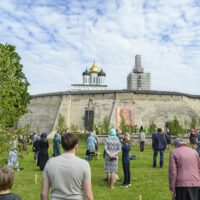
0, 44, 30, 128
0, 44, 31, 166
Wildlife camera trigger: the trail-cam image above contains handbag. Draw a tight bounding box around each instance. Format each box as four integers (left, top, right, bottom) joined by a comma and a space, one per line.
129, 155, 136, 160
110, 157, 117, 161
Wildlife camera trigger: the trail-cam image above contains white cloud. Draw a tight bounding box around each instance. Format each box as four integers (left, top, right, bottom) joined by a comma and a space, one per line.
0, 0, 200, 94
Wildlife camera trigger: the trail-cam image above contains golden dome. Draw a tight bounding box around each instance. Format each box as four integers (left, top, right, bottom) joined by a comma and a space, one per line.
89, 62, 100, 73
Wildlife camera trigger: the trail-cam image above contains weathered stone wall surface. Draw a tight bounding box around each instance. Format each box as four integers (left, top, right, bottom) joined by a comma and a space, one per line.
18, 94, 63, 133
18, 90, 200, 133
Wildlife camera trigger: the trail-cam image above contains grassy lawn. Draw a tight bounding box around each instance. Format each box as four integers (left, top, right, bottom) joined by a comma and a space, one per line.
12, 141, 171, 200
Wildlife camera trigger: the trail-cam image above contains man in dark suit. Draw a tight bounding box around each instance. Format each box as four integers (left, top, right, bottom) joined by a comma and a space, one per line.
152, 128, 167, 168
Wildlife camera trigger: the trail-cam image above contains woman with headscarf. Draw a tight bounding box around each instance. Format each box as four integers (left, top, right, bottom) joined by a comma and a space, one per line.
86, 132, 97, 160
53, 132, 61, 157
104, 128, 121, 189
37, 133, 49, 170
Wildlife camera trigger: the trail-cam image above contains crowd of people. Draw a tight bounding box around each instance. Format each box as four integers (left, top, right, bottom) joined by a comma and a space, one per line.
32, 132, 62, 170
1, 127, 200, 200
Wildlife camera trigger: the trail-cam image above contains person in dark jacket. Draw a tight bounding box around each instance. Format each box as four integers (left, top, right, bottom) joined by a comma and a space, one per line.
121, 137, 131, 188
33, 134, 40, 163
37, 133, 49, 170
152, 128, 167, 168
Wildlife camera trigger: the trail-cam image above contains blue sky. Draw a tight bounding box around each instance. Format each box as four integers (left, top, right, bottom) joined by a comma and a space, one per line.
1, 0, 200, 94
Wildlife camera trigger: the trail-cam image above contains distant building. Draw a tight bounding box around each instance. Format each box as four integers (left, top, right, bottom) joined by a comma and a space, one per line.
127, 55, 151, 90
71, 62, 107, 91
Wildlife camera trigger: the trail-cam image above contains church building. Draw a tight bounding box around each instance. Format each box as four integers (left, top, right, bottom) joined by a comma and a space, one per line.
127, 55, 151, 90
71, 62, 107, 91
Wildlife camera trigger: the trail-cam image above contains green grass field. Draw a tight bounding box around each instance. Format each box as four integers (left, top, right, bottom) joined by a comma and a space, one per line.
12, 141, 172, 200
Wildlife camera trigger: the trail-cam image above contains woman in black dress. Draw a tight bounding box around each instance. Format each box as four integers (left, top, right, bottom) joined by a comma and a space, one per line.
37, 133, 49, 170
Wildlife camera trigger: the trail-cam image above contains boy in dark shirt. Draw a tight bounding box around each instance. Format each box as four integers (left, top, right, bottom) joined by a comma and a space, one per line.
121, 137, 131, 188
0, 167, 21, 200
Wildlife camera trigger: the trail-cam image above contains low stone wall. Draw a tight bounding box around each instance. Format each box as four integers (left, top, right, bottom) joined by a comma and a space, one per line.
97, 135, 190, 145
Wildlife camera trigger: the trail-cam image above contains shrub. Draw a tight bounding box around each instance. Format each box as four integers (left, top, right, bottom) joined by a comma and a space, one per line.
147, 121, 156, 134
94, 116, 110, 135
56, 114, 68, 134
190, 116, 197, 129
76, 133, 88, 141
168, 117, 184, 135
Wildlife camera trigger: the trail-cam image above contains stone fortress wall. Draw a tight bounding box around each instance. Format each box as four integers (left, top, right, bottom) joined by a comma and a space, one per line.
18, 90, 200, 134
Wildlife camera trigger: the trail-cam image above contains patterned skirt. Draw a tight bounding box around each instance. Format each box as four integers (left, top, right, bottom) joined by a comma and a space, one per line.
104, 158, 118, 172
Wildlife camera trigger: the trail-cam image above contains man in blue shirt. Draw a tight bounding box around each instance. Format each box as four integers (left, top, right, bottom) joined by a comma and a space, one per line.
152, 128, 167, 168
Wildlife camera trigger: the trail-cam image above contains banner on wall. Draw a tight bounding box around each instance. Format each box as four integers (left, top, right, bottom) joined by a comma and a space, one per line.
116, 107, 134, 129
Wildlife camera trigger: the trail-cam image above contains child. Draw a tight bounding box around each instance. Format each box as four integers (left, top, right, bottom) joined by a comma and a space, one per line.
121, 137, 131, 188
0, 167, 21, 200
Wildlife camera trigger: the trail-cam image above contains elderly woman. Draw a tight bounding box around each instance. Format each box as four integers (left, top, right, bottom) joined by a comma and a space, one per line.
169, 138, 200, 200
86, 132, 97, 160
104, 128, 121, 189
